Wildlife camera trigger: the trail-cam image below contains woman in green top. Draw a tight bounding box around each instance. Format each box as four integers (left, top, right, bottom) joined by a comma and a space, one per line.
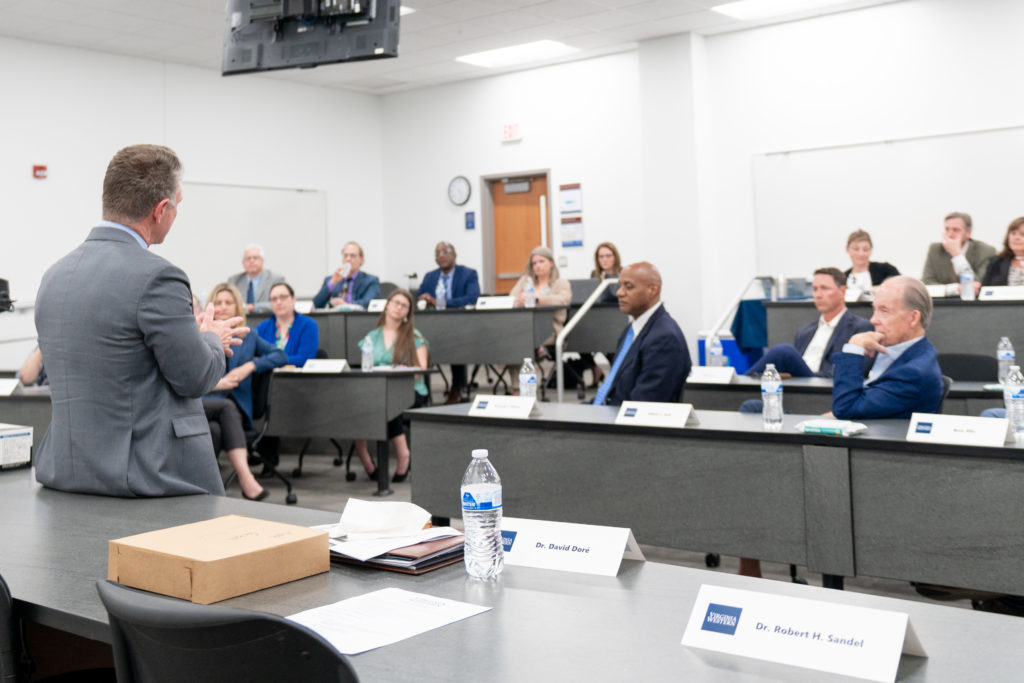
355, 288, 429, 482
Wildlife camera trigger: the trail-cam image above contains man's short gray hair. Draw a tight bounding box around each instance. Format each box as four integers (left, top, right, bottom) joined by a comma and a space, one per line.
887, 275, 933, 329
244, 243, 265, 258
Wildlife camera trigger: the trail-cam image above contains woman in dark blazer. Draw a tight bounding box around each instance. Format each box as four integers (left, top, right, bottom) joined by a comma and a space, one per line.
844, 229, 899, 290
204, 282, 287, 501
982, 217, 1024, 287
256, 282, 319, 367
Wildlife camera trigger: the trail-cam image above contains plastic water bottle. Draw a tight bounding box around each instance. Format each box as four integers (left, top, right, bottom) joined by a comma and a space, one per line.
997, 337, 1015, 383
360, 336, 374, 372
761, 363, 783, 431
960, 271, 975, 301
1004, 366, 1024, 444
435, 277, 447, 310
524, 282, 537, 308
461, 449, 503, 579
519, 358, 537, 398
707, 336, 728, 367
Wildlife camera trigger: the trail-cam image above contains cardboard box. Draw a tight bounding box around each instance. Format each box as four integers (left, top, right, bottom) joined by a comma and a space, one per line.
108, 515, 329, 604
0, 423, 32, 470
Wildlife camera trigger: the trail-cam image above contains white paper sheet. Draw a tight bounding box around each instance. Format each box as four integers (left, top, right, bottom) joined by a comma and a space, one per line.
288, 588, 490, 654
325, 527, 462, 562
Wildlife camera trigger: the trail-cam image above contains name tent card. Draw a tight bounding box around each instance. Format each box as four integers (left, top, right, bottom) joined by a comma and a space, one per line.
469, 394, 537, 419
0, 378, 18, 396
301, 359, 349, 373
682, 585, 925, 683
294, 300, 314, 314
367, 298, 387, 312
500, 517, 644, 577
980, 285, 1024, 301
614, 401, 699, 428
905, 412, 1007, 447
687, 366, 736, 384
474, 296, 515, 310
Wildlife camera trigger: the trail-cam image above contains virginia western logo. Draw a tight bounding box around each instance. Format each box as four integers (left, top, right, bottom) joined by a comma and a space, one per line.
915, 422, 933, 434
500, 530, 517, 552
702, 603, 742, 635
624, 408, 638, 417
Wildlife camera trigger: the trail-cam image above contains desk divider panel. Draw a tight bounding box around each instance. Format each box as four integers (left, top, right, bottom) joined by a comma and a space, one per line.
801, 445, 854, 577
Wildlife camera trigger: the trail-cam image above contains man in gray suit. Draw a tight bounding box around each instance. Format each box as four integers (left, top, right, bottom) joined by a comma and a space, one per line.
921, 211, 996, 296
227, 244, 285, 314
35, 144, 247, 497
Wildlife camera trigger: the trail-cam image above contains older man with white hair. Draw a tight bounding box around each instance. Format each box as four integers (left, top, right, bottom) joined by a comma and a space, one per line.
227, 243, 285, 314
831, 276, 944, 419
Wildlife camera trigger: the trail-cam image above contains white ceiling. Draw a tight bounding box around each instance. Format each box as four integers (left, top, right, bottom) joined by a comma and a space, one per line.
0, 0, 901, 94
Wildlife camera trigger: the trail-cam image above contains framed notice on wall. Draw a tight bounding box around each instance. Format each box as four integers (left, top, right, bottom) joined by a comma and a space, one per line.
559, 183, 583, 247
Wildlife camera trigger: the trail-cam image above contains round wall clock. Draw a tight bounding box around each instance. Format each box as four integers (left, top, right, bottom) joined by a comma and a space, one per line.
448, 175, 471, 206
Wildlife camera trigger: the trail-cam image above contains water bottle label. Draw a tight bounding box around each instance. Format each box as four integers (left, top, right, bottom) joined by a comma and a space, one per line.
1012, 389, 1024, 400
960, 272, 973, 282
462, 488, 502, 511
761, 383, 782, 395
998, 351, 1016, 360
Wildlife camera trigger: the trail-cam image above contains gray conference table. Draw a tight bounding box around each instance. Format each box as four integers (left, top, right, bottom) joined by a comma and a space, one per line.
250, 305, 625, 366
265, 369, 420, 494
764, 299, 1024, 354
407, 403, 1024, 595
684, 376, 1005, 416
3, 469, 1024, 682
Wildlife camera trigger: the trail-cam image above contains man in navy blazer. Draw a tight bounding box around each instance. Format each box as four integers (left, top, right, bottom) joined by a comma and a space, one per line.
312, 241, 381, 309
593, 262, 691, 406
417, 242, 481, 309
417, 242, 481, 403
831, 276, 944, 419
748, 267, 873, 378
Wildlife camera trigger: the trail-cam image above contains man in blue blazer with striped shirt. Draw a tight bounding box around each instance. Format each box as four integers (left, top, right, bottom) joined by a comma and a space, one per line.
592, 262, 691, 407
831, 276, 944, 419
418, 242, 481, 402
313, 241, 380, 309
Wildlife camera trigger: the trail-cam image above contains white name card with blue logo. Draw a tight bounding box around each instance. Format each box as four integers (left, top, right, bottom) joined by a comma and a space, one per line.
980, 285, 1024, 301
367, 298, 387, 312
300, 359, 348, 373
474, 296, 515, 310
614, 401, 698, 428
682, 585, 924, 682
687, 367, 736, 384
499, 517, 644, 577
905, 412, 1007, 447
469, 394, 538, 420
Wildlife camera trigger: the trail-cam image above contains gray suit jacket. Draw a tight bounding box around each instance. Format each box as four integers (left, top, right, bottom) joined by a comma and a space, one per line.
35, 227, 227, 497
921, 239, 996, 285
227, 268, 285, 314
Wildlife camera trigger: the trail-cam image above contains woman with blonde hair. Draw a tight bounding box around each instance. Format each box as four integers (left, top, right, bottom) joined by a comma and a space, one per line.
844, 229, 899, 292
203, 282, 287, 500
353, 288, 429, 483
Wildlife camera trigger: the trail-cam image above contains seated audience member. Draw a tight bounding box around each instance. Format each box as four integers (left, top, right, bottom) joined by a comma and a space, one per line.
981, 217, 1024, 287
591, 241, 623, 304
844, 229, 899, 295
747, 268, 873, 379
509, 246, 572, 390
17, 347, 47, 387
417, 241, 481, 403
921, 211, 996, 296
831, 276, 944, 420
203, 283, 287, 501
227, 243, 285, 314
256, 282, 318, 367
352, 289, 428, 483
592, 262, 690, 406
312, 241, 381, 309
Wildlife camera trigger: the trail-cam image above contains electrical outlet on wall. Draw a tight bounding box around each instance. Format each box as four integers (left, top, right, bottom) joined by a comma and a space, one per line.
558, 256, 568, 267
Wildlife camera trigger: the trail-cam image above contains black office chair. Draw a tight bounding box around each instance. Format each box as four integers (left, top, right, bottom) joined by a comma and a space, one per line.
938, 374, 954, 413
1, 574, 17, 682
95, 581, 359, 683
937, 353, 998, 382
379, 281, 399, 298
217, 371, 297, 505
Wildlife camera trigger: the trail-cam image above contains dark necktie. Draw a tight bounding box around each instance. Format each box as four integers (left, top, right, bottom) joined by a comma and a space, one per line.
247, 280, 255, 305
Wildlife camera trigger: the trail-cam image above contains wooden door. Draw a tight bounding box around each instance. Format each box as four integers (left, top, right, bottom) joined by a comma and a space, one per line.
492, 175, 549, 294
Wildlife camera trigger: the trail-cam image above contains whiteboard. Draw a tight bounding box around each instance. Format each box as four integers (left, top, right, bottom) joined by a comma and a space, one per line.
153, 182, 328, 301
752, 126, 1024, 281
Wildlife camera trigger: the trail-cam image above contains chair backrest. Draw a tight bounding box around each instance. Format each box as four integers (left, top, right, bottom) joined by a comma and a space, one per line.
96, 581, 358, 683
379, 281, 399, 298
939, 374, 954, 413
250, 368, 273, 423
568, 278, 600, 305
937, 353, 998, 382
1, 574, 18, 682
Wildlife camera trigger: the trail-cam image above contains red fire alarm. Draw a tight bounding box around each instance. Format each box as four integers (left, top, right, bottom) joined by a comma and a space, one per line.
33, 165, 48, 179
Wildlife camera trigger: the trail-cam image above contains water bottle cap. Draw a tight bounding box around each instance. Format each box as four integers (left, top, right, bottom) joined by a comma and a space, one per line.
765, 364, 776, 370
471, 449, 488, 459
523, 357, 531, 364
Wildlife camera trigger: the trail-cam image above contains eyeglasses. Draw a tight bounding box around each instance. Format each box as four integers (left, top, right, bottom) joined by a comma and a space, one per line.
269, 295, 292, 302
